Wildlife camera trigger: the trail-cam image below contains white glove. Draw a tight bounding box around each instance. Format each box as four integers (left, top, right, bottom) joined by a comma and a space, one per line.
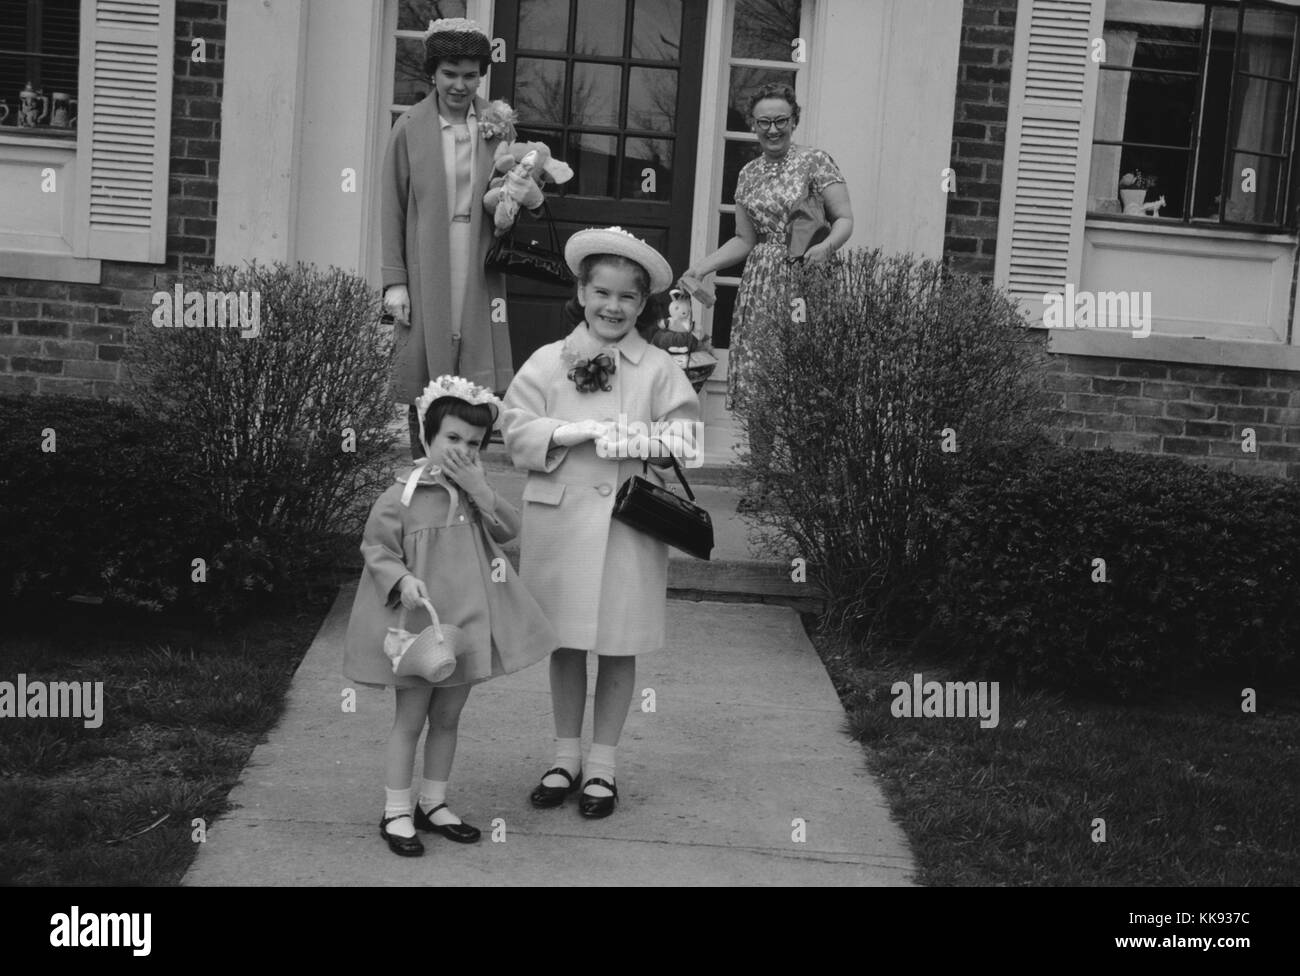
384, 284, 410, 325
552, 419, 611, 447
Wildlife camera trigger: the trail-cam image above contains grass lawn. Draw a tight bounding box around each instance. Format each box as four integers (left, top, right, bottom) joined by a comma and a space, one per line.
810, 619, 1300, 885
0, 573, 346, 885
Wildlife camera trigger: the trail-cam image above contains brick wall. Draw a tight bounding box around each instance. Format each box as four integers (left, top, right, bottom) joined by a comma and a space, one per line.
943, 0, 1300, 480
0, 0, 226, 399
943, 0, 1018, 281
1041, 358, 1300, 479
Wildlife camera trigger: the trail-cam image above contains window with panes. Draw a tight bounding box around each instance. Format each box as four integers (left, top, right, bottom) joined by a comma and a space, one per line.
1087, 0, 1300, 229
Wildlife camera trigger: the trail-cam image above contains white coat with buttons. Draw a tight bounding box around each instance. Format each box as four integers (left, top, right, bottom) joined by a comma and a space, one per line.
501, 323, 701, 655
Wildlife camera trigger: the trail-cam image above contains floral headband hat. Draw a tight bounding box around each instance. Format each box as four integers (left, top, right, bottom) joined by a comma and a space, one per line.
414, 374, 503, 449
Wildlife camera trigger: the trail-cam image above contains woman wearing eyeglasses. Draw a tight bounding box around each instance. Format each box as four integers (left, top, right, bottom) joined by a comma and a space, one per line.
681, 83, 853, 422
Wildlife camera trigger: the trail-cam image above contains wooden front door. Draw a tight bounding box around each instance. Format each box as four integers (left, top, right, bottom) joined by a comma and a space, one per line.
490, 0, 706, 368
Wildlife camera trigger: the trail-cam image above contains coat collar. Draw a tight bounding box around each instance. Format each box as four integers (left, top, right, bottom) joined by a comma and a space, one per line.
437, 100, 479, 128
396, 462, 463, 526
562, 322, 649, 366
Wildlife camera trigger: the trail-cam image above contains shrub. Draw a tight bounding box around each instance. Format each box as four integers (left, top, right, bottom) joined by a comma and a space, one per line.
928, 445, 1300, 697
123, 261, 397, 615
0, 394, 224, 612
735, 248, 1048, 635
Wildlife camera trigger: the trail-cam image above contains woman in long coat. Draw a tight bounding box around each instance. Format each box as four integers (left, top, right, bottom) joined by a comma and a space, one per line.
381, 19, 514, 458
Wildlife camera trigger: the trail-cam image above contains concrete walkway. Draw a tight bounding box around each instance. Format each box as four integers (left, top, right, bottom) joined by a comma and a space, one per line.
183, 593, 915, 886
181, 452, 915, 886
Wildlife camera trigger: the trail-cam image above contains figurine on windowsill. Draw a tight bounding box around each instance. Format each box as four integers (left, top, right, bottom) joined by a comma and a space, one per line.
1118, 170, 1165, 216
17, 81, 49, 128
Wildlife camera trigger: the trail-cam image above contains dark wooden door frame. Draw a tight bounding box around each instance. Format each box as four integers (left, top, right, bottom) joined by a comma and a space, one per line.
490, 0, 707, 366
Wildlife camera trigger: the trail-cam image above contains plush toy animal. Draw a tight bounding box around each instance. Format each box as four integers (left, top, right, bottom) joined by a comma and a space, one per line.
483, 141, 574, 236
648, 288, 700, 353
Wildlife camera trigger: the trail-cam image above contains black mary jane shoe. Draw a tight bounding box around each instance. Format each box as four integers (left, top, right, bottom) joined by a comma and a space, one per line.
413, 801, 481, 843
379, 813, 425, 857
529, 766, 582, 808
578, 777, 618, 819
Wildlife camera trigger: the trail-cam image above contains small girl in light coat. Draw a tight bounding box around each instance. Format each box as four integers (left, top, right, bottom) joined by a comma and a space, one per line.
344, 376, 557, 856
501, 227, 701, 818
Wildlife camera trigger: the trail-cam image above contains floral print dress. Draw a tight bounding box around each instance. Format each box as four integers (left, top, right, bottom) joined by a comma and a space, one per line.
728, 145, 846, 411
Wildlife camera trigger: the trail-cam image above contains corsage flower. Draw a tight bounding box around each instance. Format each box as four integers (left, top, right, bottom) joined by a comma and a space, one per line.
566, 353, 617, 393
479, 99, 518, 144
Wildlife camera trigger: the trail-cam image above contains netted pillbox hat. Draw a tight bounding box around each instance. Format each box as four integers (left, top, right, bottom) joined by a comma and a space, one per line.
423, 18, 492, 75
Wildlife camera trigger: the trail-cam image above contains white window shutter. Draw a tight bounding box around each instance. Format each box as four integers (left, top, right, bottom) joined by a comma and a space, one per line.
76, 0, 176, 263
995, 0, 1104, 322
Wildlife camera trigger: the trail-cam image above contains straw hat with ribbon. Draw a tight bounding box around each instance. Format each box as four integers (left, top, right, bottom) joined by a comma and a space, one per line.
564, 226, 674, 294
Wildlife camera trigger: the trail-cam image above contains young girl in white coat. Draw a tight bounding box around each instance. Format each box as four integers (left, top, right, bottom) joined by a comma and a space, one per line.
501, 227, 701, 818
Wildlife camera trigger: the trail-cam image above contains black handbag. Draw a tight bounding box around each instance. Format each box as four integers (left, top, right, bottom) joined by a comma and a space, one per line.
612, 454, 714, 561
484, 200, 575, 288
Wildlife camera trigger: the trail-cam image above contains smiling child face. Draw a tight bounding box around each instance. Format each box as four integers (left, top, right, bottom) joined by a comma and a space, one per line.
425, 414, 487, 468
577, 261, 648, 342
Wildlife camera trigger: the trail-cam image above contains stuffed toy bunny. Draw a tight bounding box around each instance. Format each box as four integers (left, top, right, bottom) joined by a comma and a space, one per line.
483, 140, 574, 236
647, 288, 701, 353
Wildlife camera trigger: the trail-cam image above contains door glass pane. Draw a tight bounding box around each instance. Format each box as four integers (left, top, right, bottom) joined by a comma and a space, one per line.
568, 131, 618, 195
632, 0, 682, 61
623, 137, 673, 199
517, 124, 565, 145
722, 139, 761, 205
732, 0, 801, 61
398, 0, 468, 31
627, 67, 677, 132
728, 66, 796, 131
572, 62, 622, 126
576, 0, 626, 56
516, 57, 567, 123
395, 37, 431, 104
715, 212, 746, 276
519, 0, 571, 52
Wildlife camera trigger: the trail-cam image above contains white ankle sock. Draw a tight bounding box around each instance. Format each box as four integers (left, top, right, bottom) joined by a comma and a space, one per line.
542, 737, 582, 788
418, 779, 461, 826
584, 744, 616, 798
384, 787, 415, 838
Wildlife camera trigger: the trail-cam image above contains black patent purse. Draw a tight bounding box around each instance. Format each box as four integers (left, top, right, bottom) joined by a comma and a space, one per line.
612, 454, 714, 561
484, 200, 575, 288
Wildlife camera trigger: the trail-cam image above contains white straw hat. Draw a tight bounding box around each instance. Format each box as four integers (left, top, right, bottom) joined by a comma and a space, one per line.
564, 226, 673, 294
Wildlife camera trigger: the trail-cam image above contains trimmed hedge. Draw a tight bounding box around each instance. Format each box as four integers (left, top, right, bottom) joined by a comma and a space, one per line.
734, 247, 1048, 634
927, 444, 1300, 697
0, 393, 227, 612
3, 263, 398, 620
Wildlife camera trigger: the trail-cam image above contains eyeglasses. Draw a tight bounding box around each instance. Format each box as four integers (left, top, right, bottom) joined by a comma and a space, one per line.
752, 116, 792, 132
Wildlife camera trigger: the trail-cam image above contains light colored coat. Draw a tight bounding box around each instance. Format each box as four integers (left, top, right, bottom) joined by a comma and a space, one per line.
501, 324, 701, 655
381, 92, 513, 402
342, 466, 558, 688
